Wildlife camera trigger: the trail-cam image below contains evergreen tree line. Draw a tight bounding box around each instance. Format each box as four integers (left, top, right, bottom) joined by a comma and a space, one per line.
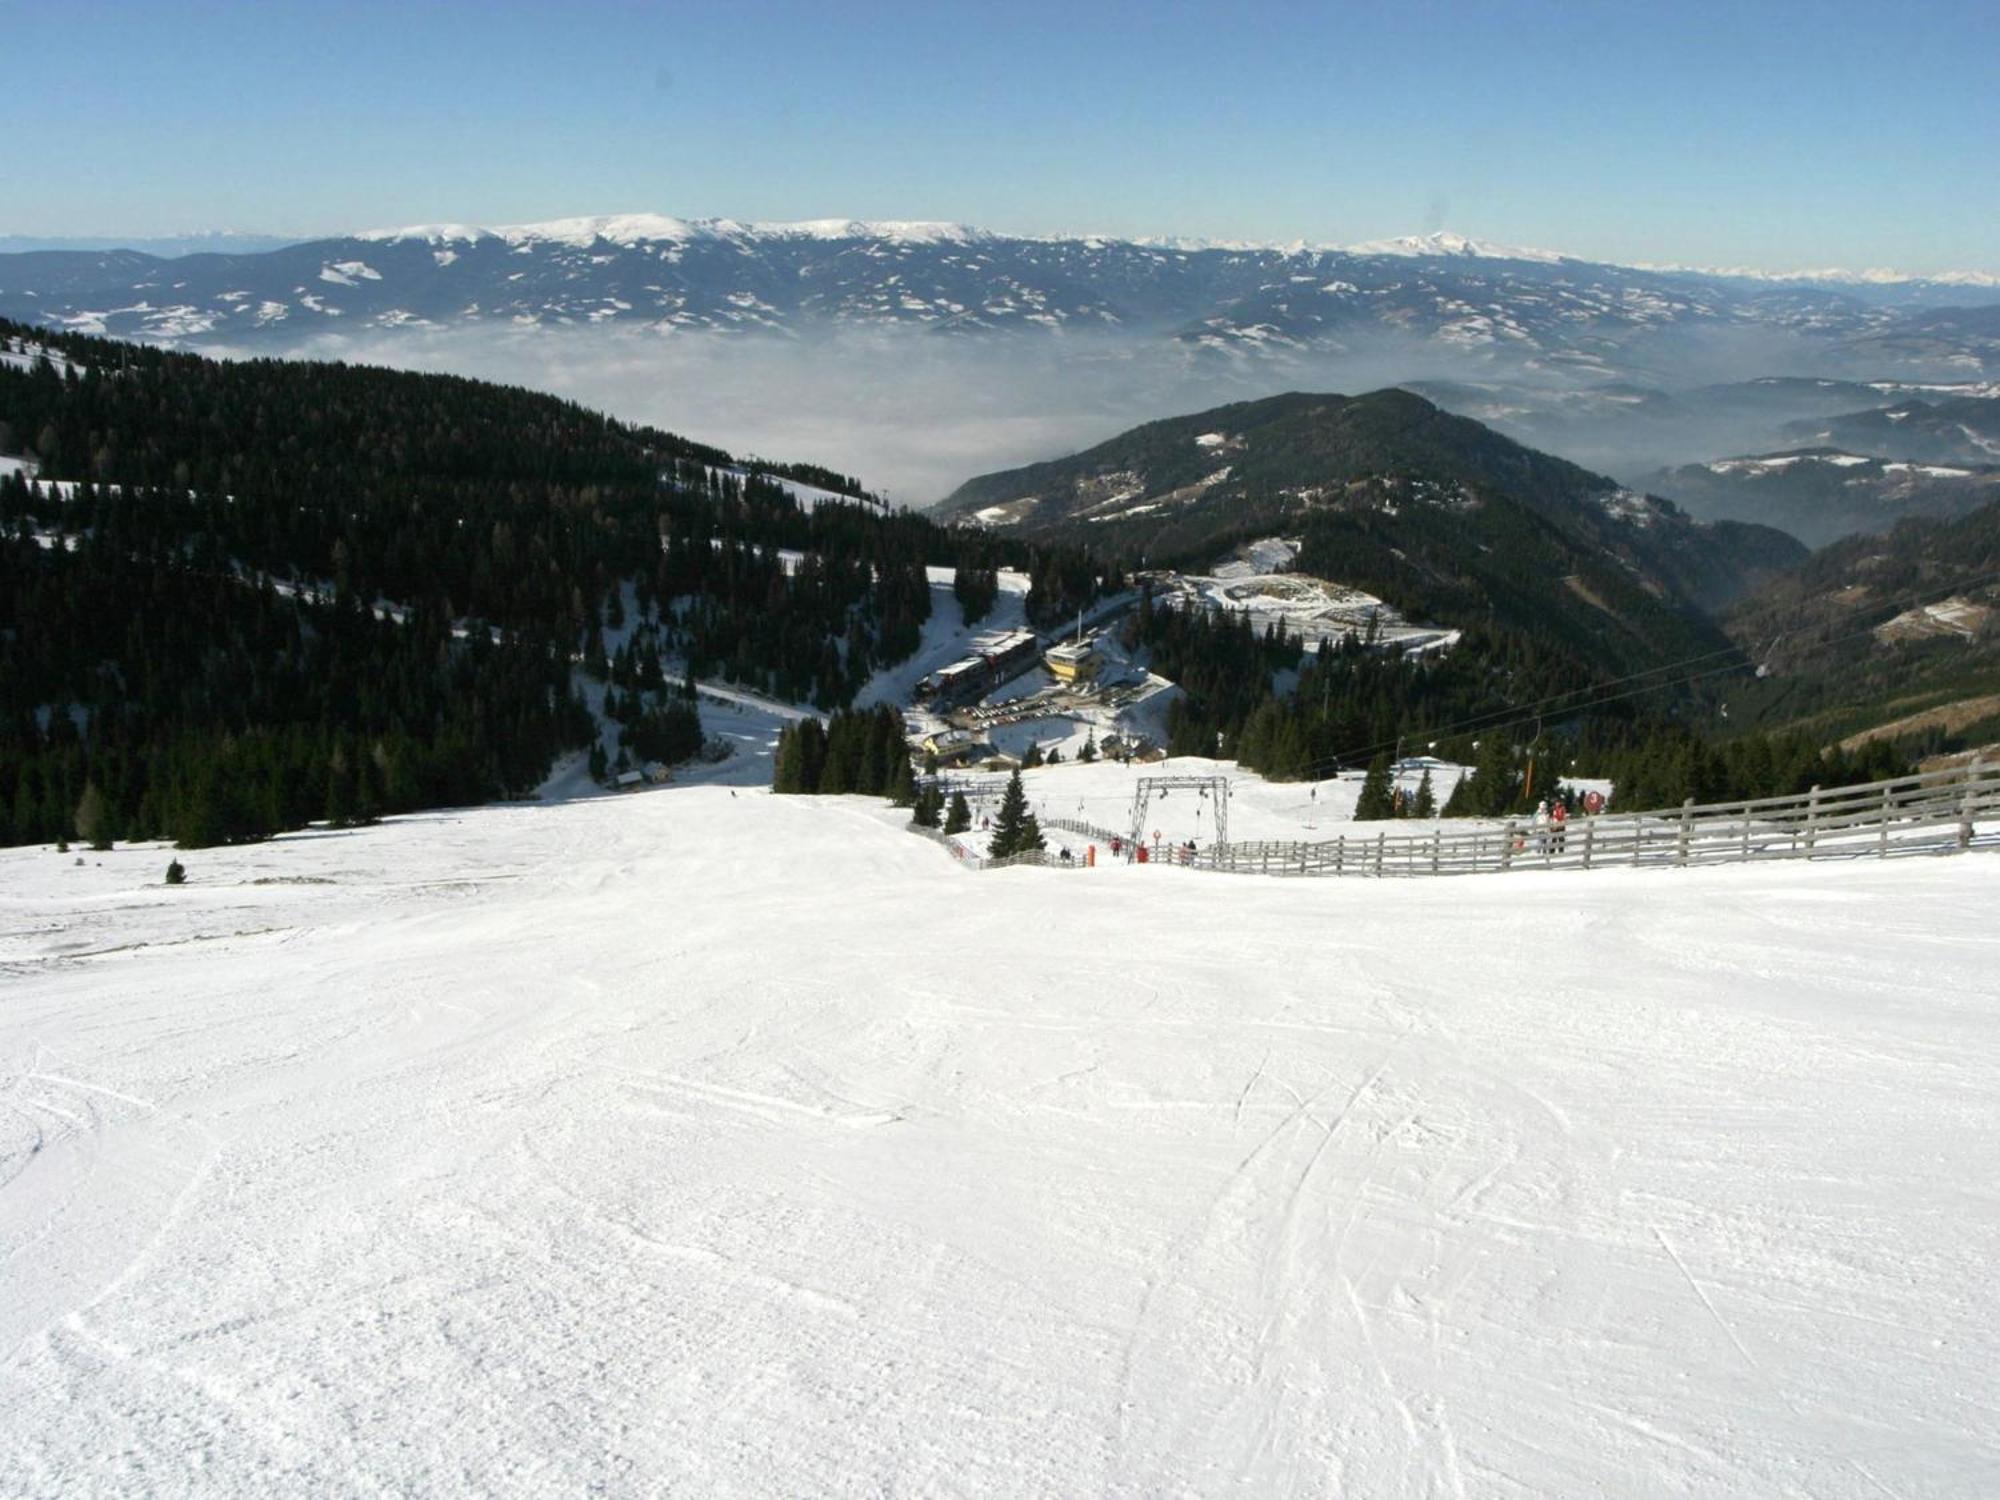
952, 560, 1000, 625
2, 318, 1108, 719
1353, 756, 1436, 820
770, 706, 916, 804
1433, 722, 1910, 819
0, 527, 588, 848
0, 320, 1117, 846
1126, 585, 1917, 816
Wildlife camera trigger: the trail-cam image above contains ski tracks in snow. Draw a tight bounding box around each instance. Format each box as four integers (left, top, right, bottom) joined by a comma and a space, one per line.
1111, 1011, 1477, 1495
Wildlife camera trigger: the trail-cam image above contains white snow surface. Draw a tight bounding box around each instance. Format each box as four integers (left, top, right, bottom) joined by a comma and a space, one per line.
4, 790, 1999, 1497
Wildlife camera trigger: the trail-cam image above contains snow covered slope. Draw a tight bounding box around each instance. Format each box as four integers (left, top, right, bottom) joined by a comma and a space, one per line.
3, 792, 1998, 1496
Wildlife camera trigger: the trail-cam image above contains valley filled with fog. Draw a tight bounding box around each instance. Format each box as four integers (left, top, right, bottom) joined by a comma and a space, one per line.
250, 320, 1982, 506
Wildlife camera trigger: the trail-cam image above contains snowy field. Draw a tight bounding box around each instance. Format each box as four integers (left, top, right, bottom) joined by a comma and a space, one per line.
4, 786, 1999, 1497
971, 754, 1474, 840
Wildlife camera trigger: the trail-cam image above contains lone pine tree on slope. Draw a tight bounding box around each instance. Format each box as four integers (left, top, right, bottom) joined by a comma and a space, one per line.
989, 769, 1045, 857
1355, 753, 1396, 821
943, 791, 972, 835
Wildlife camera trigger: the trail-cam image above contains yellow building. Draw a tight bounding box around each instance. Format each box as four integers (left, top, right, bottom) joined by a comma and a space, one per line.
1044, 639, 1100, 684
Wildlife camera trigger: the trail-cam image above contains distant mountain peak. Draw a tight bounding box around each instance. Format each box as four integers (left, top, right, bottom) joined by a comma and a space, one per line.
354, 213, 991, 250
1341, 231, 1571, 265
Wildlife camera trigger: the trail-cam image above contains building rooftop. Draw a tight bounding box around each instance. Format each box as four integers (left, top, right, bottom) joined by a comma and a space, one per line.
1045, 640, 1099, 663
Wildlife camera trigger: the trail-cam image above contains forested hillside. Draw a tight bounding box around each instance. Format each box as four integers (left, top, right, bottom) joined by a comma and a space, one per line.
0, 321, 1102, 847
940, 389, 1804, 675
1720, 497, 2000, 754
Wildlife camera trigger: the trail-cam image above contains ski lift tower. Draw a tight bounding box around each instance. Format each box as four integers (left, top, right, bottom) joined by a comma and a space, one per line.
1128, 775, 1230, 847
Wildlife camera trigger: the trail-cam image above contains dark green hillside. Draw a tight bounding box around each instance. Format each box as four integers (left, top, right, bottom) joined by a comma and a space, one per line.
0, 320, 1106, 847
940, 388, 1804, 676
1720, 498, 2000, 755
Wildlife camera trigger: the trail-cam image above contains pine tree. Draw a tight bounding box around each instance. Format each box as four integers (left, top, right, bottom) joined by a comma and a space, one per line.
943, 790, 971, 835
1355, 754, 1395, 820
1079, 732, 1097, 764
1413, 768, 1436, 818
164, 858, 186, 885
325, 753, 358, 826
74, 780, 112, 850
887, 749, 917, 807
1445, 735, 1520, 818
990, 769, 1033, 855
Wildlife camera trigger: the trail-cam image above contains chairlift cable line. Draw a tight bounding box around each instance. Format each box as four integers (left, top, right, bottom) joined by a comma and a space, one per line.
1277, 561, 2000, 783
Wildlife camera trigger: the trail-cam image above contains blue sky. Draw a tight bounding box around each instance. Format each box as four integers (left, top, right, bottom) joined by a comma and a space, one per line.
2, 0, 1994, 272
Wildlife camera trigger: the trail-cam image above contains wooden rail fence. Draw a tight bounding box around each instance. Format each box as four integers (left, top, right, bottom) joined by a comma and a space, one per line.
911, 761, 1998, 879
1196, 761, 1997, 879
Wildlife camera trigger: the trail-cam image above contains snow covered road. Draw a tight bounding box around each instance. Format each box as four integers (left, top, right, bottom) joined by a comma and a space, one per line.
3, 789, 1998, 1496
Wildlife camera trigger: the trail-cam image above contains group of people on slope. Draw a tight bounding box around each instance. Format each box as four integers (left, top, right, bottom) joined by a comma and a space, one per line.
1530, 796, 1570, 853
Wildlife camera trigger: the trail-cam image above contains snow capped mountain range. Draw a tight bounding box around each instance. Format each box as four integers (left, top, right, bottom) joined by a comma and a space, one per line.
1, 214, 1995, 375
347, 216, 1994, 285
354, 215, 996, 250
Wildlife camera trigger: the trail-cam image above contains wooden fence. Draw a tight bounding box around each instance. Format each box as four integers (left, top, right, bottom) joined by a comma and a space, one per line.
1196, 760, 1998, 879
909, 760, 1998, 880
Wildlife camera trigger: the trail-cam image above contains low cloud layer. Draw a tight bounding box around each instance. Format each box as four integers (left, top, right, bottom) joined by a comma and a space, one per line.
266, 326, 1519, 504
256, 323, 1919, 506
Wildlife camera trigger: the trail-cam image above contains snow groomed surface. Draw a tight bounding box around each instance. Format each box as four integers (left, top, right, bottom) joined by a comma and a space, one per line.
3, 787, 1998, 1496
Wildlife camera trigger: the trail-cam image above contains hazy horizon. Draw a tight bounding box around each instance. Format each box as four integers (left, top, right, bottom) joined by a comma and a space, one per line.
5, 0, 1994, 275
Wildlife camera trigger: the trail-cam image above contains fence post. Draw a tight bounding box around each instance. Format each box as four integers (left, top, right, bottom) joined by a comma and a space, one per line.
1581, 818, 1595, 871
1961, 759, 1983, 851
1336, 835, 1345, 874
1374, 831, 1385, 876
1740, 801, 1753, 859
1501, 821, 1517, 871
1676, 798, 1694, 867
1805, 784, 1822, 852
1432, 828, 1442, 875
1879, 781, 1894, 858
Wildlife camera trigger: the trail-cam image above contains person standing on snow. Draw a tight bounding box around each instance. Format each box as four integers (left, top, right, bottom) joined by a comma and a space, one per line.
1549, 796, 1568, 854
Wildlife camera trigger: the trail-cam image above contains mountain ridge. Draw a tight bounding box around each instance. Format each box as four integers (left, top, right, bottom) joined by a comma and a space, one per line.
295, 215, 2000, 286
4, 217, 1995, 369
935, 387, 1805, 676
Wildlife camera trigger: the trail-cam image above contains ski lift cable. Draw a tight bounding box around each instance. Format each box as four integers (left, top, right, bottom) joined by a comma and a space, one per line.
1298, 651, 1782, 782
1284, 563, 2000, 782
